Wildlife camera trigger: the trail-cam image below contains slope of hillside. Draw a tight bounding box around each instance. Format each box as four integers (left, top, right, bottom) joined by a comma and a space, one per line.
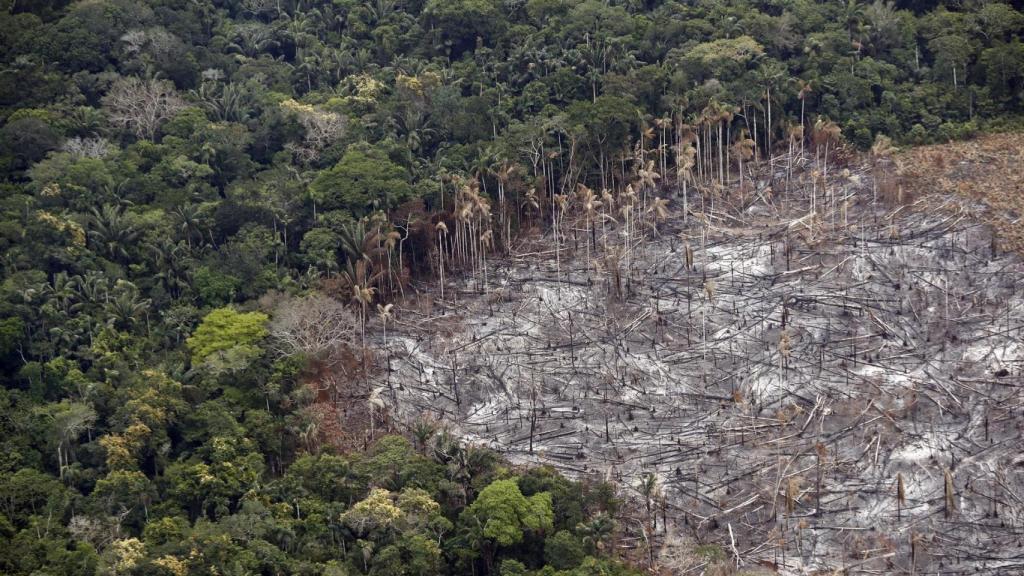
381, 139, 1024, 575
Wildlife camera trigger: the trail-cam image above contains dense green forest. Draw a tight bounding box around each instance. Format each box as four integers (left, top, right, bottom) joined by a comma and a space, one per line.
1, 0, 1023, 574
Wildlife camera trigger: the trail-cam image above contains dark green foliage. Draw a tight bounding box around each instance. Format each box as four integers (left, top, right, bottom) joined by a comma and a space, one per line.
0, 118, 60, 171
545, 530, 585, 570
422, 0, 506, 57
309, 145, 414, 215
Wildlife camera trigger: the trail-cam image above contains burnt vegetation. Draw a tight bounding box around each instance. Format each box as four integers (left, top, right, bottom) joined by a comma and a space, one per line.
381, 133, 1024, 574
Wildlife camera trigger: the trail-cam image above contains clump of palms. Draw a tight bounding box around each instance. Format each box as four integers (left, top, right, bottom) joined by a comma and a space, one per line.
449, 179, 496, 290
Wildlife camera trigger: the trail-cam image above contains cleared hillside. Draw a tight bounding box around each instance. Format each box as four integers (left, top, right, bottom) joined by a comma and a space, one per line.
379, 137, 1024, 575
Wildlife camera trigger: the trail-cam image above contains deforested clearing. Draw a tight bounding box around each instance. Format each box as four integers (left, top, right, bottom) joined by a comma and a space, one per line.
381, 134, 1024, 575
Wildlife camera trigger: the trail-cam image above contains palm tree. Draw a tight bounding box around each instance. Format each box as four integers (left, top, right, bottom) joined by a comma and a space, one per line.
479, 229, 494, 289
653, 116, 672, 185
577, 184, 602, 267
863, 0, 900, 54
379, 228, 401, 296
411, 418, 437, 454
377, 303, 394, 390
225, 22, 280, 60
870, 133, 898, 204
104, 282, 151, 332
619, 186, 637, 279
841, 0, 865, 42
720, 105, 736, 184
636, 472, 661, 567
492, 161, 517, 251
731, 128, 756, 192
42, 272, 79, 315
786, 123, 805, 191
339, 219, 391, 293
638, 120, 655, 166
675, 123, 697, 224
71, 270, 108, 308
552, 192, 570, 289
435, 221, 448, 301
298, 418, 321, 454
367, 387, 385, 441
193, 81, 253, 123
577, 513, 616, 557
796, 80, 814, 156
172, 204, 206, 251
37, 401, 97, 481
697, 103, 715, 183
756, 60, 787, 163
648, 197, 669, 237
638, 159, 661, 196
89, 204, 139, 263
351, 281, 376, 348
812, 118, 842, 217
147, 237, 190, 298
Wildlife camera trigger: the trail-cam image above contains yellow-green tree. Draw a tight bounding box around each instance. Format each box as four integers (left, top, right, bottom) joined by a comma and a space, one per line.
186, 307, 268, 372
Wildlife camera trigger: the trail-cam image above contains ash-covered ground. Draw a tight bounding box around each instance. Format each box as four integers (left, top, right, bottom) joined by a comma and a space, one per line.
378, 160, 1024, 574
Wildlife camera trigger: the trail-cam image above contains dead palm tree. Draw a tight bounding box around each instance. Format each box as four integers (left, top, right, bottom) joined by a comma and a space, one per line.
552, 193, 570, 289
675, 123, 697, 223
797, 80, 813, 155
298, 418, 321, 454
697, 104, 716, 183
648, 196, 669, 236
682, 240, 694, 271
637, 159, 661, 207
731, 128, 756, 193
383, 229, 401, 296
522, 187, 540, 226
435, 221, 448, 300
493, 161, 517, 251
786, 123, 805, 192
619, 185, 638, 278
870, 133, 898, 204
367, 386, 385, 440
600, 188, 615, 246
479, 229, 494, 288
340, 258, 379, 346
577, 184, 602, 267
812, 118, 842, 217
377, 302, 394, 389
653, 116, 672, 184
720, 105, 736, 183
595, 245, 624, 300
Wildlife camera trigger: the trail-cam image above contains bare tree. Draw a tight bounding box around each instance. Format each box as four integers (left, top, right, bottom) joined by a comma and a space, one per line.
62, 137, 110, 159
269, 293, 358, 362
280, 99, 347, 164
102, 77, 186, 140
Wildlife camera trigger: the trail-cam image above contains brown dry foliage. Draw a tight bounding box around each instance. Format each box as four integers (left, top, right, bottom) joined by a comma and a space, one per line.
897, 132, 1024, 254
